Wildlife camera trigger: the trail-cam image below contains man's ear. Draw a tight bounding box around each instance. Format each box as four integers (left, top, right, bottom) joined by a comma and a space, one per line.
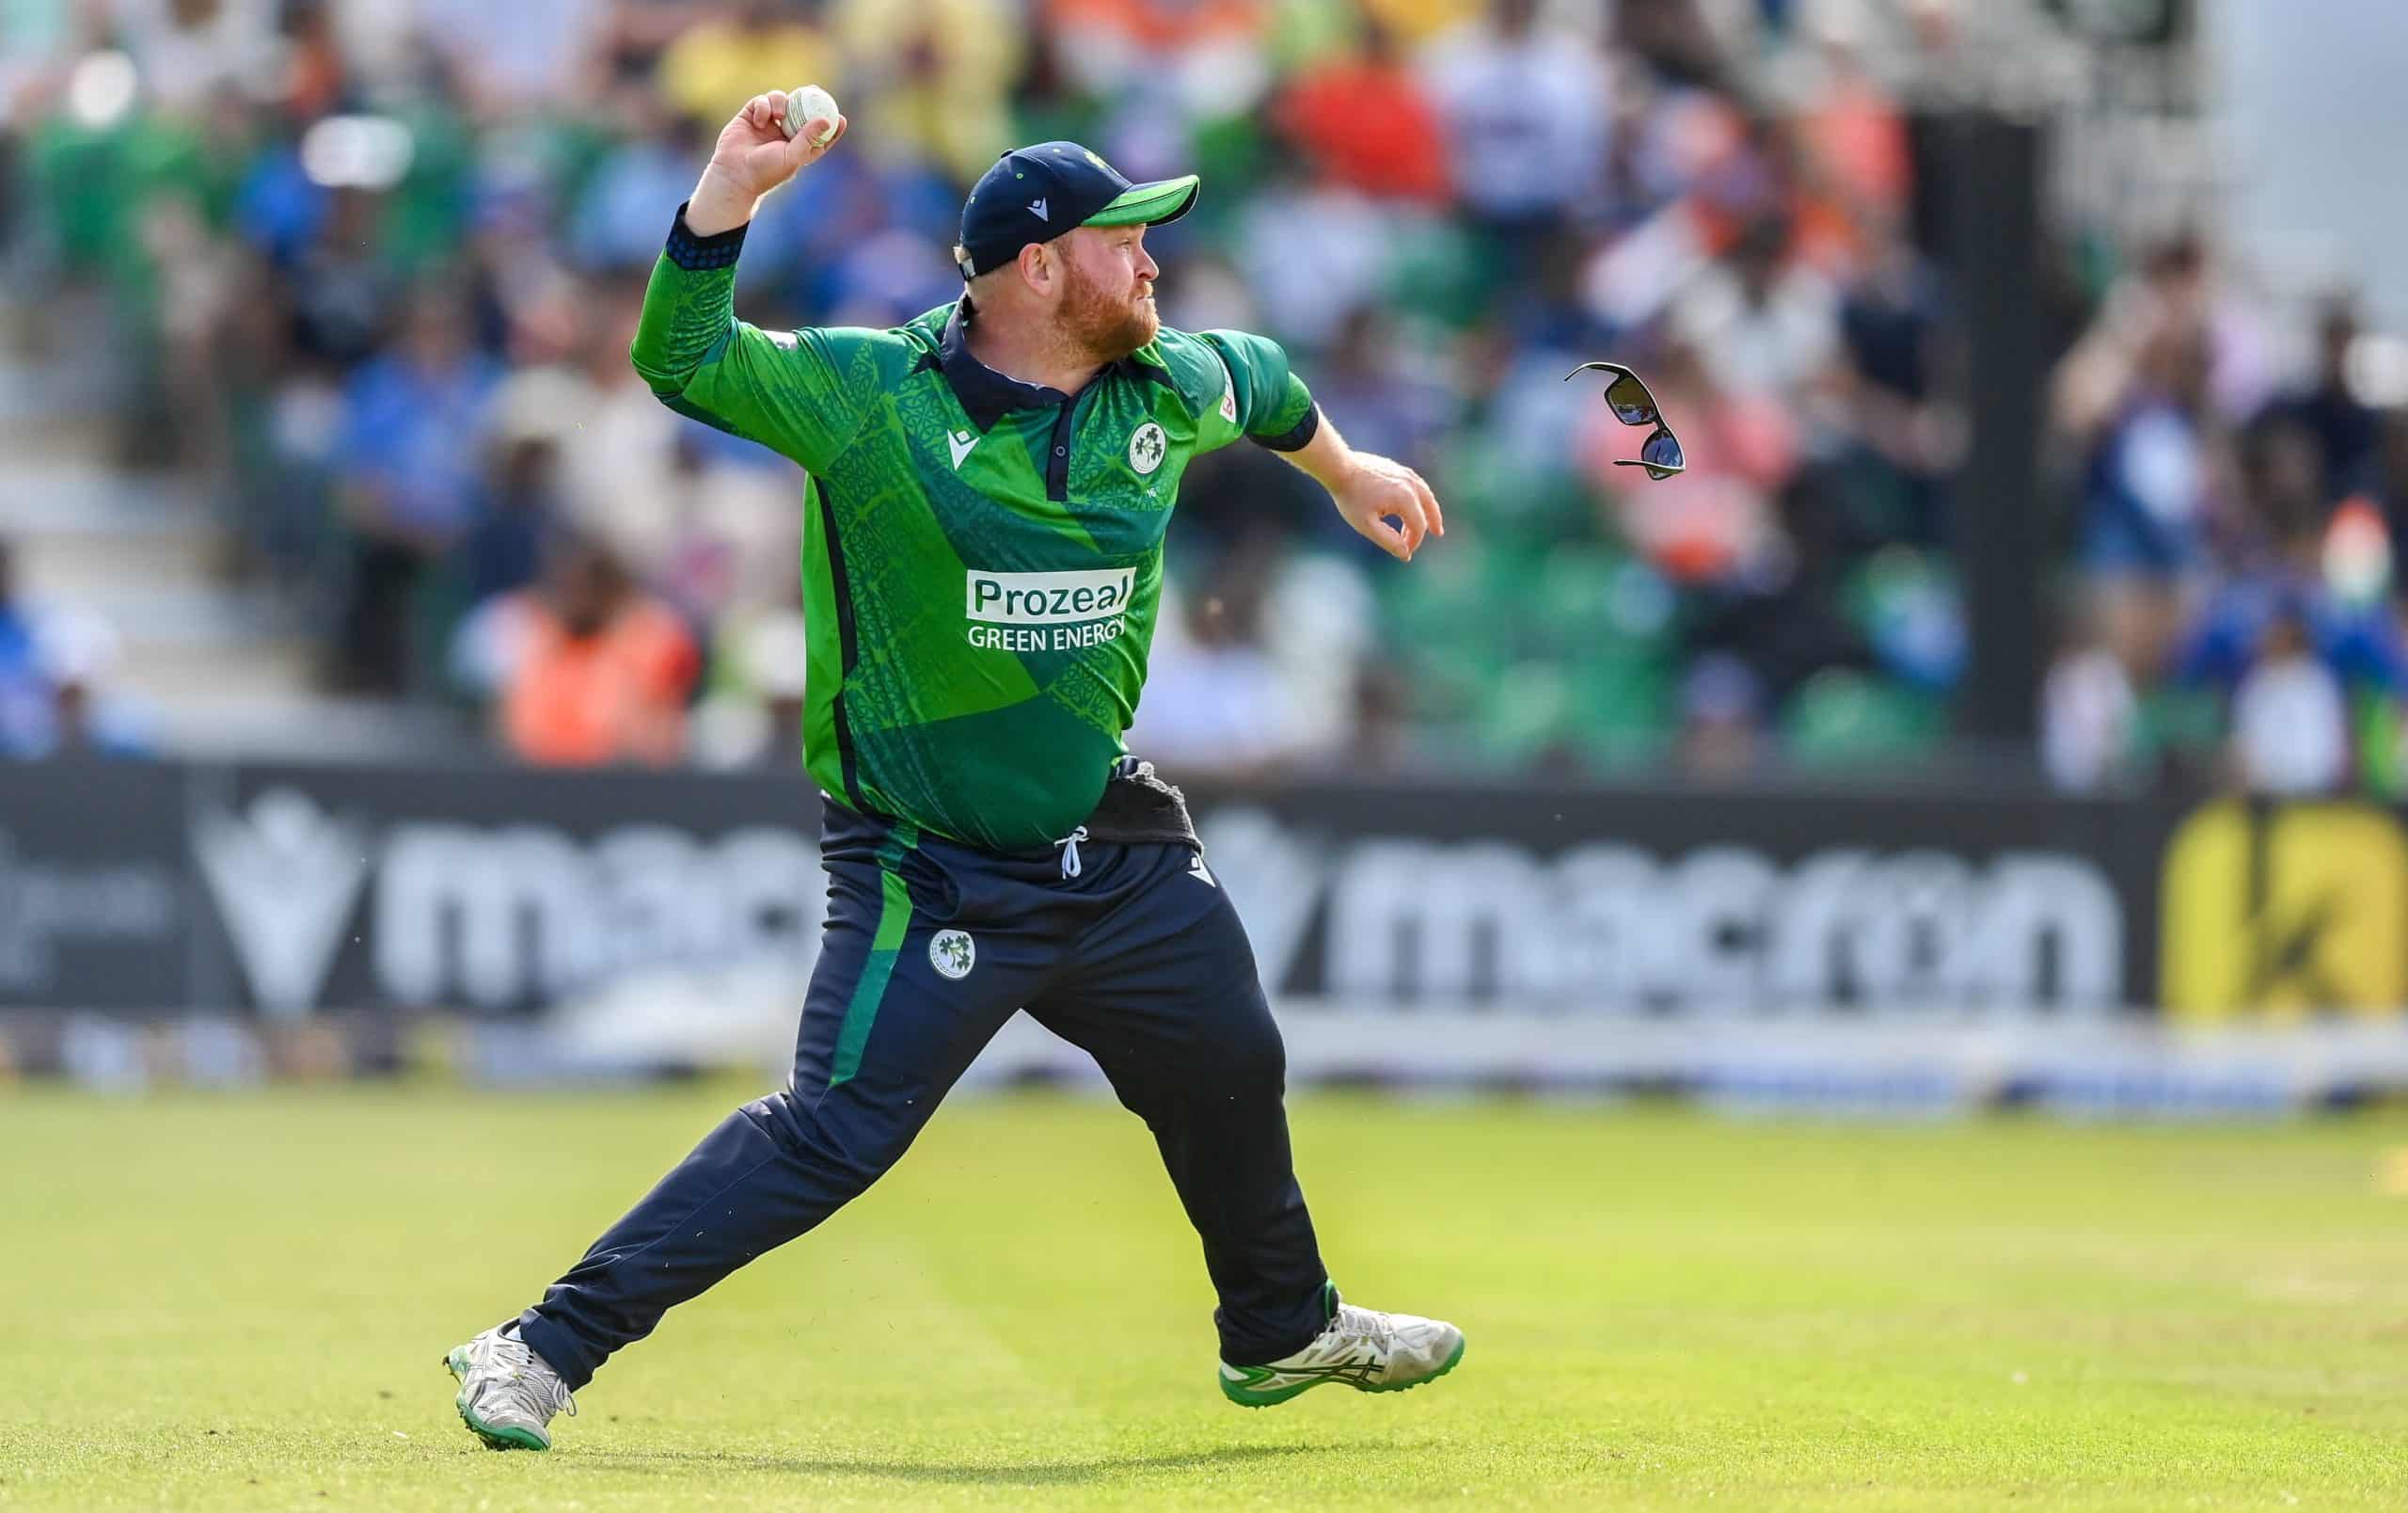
1016, 240, 1053, 295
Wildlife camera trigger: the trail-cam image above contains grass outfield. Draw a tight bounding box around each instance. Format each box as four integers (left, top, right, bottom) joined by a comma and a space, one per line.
8, 1086, 2408, 1510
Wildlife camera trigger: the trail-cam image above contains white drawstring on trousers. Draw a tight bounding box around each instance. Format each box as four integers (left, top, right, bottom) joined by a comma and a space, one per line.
1054, 825, 1088, 879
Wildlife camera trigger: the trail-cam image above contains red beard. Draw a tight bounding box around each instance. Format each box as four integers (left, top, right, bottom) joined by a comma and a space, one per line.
1061, 261, 1159, 360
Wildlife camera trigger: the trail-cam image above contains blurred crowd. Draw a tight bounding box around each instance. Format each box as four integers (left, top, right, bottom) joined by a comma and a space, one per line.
0, 538, 151, 757
2041, 237, 2408, 799
0, 0, 2393, 790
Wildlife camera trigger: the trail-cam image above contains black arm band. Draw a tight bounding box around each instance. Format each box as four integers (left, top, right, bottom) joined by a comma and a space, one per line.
1251, 403, 1322, 454
665, 202, 749, 271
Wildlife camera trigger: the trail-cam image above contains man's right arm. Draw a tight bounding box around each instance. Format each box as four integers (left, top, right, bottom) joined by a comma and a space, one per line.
629, 212, 879, 473
628, 88, 866, 473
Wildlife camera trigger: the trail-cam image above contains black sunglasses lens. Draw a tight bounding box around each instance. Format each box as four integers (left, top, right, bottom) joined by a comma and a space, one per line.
1641, 429, 1684, 479
1605, 372, 1656, 426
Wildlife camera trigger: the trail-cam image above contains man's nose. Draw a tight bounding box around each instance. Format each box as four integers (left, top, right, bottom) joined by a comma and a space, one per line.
1136, 248, 1160, 281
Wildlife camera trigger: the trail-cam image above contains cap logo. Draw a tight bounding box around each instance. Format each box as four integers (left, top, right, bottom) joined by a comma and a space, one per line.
1029, 198, 1049, 222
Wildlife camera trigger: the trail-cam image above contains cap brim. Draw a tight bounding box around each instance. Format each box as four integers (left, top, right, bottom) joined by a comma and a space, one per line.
1084, 175, 1199, 229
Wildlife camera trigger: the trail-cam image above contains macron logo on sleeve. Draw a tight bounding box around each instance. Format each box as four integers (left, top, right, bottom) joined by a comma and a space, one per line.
1210, 349, 1240, 423
947, 429, 978, 470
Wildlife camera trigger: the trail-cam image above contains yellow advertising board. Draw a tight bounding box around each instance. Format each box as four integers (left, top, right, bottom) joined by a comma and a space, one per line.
2161, 801, 2408, 1022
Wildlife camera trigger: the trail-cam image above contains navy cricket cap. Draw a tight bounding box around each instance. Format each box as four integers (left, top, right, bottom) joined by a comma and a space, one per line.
955, 141, 1198, 280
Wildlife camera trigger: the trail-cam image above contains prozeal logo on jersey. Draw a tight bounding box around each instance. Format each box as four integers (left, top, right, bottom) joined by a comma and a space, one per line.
963, 566, 1133, 652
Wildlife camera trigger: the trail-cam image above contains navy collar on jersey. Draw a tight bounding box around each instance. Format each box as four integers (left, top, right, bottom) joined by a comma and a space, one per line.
935, 296, 1174, 433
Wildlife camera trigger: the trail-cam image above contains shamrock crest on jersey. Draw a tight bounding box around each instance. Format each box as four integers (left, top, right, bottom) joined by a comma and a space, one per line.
1129, 422, 1167, 475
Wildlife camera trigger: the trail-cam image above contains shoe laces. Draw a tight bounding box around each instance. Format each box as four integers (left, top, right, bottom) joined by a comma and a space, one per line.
491, 1330, 578, 1420
1325, 1303, 1394, 1350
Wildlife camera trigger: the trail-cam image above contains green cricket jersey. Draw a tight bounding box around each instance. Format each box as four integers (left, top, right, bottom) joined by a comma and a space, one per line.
631, 209, 1321, 852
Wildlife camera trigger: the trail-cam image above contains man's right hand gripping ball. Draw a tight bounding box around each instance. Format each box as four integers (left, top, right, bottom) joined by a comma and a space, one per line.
686, 88, 848, 235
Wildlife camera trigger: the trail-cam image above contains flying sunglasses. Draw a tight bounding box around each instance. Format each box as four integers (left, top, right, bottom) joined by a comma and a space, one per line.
1564, 361, 1685, 479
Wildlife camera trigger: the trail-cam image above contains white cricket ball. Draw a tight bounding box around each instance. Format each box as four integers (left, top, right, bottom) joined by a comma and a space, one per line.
780, 85, 841, 149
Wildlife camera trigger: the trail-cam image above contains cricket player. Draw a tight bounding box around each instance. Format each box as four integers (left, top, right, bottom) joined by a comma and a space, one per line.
446, 89, 1461, 1451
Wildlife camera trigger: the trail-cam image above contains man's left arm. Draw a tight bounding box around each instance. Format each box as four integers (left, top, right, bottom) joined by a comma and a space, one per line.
1197, 328, 1443, 563
1273, 409, 1443, 564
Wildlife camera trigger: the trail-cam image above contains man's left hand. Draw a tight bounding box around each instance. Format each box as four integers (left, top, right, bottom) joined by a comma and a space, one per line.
1328, 454, 1444, 563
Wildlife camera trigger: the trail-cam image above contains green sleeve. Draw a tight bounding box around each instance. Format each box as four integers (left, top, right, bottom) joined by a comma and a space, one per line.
628, 230, 891, 474
1198, 328, 1320, 452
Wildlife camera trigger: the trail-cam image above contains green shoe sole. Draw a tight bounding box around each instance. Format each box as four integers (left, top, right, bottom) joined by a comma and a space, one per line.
445, 1346, 550, 1451
1220, 1334, 1466, 1409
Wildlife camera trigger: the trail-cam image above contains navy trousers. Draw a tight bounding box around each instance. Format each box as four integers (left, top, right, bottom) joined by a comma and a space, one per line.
516, 797, 1331, 1388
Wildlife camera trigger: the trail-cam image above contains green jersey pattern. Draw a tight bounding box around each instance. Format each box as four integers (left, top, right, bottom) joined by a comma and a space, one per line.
631, 235, 1316, 852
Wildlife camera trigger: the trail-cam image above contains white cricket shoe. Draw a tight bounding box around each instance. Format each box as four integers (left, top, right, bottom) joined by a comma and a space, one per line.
445, 1324, 577, 1451
1219, 1300, 1465, 1407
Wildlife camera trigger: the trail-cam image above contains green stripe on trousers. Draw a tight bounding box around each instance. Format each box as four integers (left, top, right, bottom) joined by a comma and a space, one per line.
829, 822, 918, 1088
